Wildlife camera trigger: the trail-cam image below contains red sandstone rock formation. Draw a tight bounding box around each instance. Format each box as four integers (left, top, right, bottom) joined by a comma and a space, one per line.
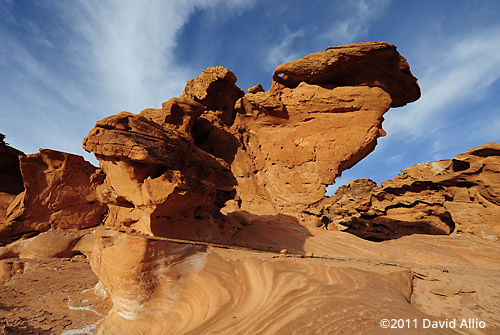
3, 42, 500, 334
0, 134, 25, 196
83, 42, 420, 237
317, 142, 500, 241
0, 149, 107, 243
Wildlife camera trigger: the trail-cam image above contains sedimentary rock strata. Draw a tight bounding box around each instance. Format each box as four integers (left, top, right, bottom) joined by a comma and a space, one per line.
317, 142, 500, 241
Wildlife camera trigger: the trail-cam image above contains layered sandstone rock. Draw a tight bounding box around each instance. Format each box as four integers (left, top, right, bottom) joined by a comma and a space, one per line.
317, 142, 500, 241
4, 42, 500, 334
87, 228, 500, 334
83, 42, 420, 237
82, 109, 239, 242
272, 42, 420, 107
0, 149, 107, 243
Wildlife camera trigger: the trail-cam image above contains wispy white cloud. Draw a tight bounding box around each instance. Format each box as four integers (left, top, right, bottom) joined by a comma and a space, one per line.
264, 0, 391, 72
384, 26, 500, 141
0, 0, 257, 162
322, 0, 391, 44
265, 28, 305, 68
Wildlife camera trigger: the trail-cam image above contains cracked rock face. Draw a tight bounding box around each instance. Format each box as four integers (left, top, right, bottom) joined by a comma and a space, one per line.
317, 143, 500, 241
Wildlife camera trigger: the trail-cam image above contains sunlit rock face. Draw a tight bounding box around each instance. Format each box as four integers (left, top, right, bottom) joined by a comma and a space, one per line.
316, 142, 500, 241
0, 149, 107, 243
83, 42, 420, 236
4, 42, 500, 334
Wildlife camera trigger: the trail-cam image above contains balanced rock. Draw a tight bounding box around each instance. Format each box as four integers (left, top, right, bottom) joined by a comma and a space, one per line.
231, 42, 419, 218
273, 41, 420, 107
82, 41, 421, 240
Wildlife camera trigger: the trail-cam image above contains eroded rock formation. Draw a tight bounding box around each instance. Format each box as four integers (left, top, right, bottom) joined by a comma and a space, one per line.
83, 42, 420, 238
317, 142, 500, 241
4, 42, 500, 334
0, 149, 107, 243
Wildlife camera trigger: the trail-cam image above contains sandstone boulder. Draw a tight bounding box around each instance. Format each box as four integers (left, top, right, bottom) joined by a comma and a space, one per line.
230, 42, 419, 219
83, 110, 239, 241
0, 149, 107, 243
273, 41, 421, 107
82, 42, 421, 239
317, 142, 500, 241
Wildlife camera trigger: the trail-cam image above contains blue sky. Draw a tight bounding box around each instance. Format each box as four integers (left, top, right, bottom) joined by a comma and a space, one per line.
1, 0, 500, 195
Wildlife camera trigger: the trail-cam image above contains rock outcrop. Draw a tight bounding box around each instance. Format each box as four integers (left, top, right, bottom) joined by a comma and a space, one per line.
3, 42, 500, 334
83, 42, 420, 237
230, 42, 419, 219
0, 149, 107, 243
0, 134, 25, 196
317, 142, 500, 241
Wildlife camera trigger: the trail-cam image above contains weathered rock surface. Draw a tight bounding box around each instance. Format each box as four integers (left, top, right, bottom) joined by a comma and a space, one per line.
273, 41, 421, 107
317, 142, 500, 241
0, 149, 107, 243
87, 228, 500, 334
0, 134, 25, 196
7, 42, 500, 334
82, 42, 420, 237
83, 111, 239, 241
229, 42, 420, 220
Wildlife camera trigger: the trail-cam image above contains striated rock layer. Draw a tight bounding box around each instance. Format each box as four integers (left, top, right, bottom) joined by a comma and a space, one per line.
88, 228, 500, 334
3, 42, 500, 334
316, 142, 500, 241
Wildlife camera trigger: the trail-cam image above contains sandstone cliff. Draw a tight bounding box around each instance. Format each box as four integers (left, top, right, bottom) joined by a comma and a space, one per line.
0, 135, 25, 233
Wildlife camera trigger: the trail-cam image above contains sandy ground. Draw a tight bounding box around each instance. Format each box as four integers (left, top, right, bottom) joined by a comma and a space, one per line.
1, 229, 499, 334
0, 256, 110, 335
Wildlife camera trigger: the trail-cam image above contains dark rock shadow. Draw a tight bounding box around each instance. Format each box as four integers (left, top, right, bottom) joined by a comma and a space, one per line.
339, 215, 455, 242
225, 210, 312, 254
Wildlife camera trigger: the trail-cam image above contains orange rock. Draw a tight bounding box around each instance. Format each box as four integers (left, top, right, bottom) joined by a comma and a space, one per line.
319, 143, 500, 241
232, 84, 392, 216
273, 41, 420, 107
83, 107, 239, 241
0, 149, 107, 242
0, 134, 25, 228
82, 42, 421, 239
